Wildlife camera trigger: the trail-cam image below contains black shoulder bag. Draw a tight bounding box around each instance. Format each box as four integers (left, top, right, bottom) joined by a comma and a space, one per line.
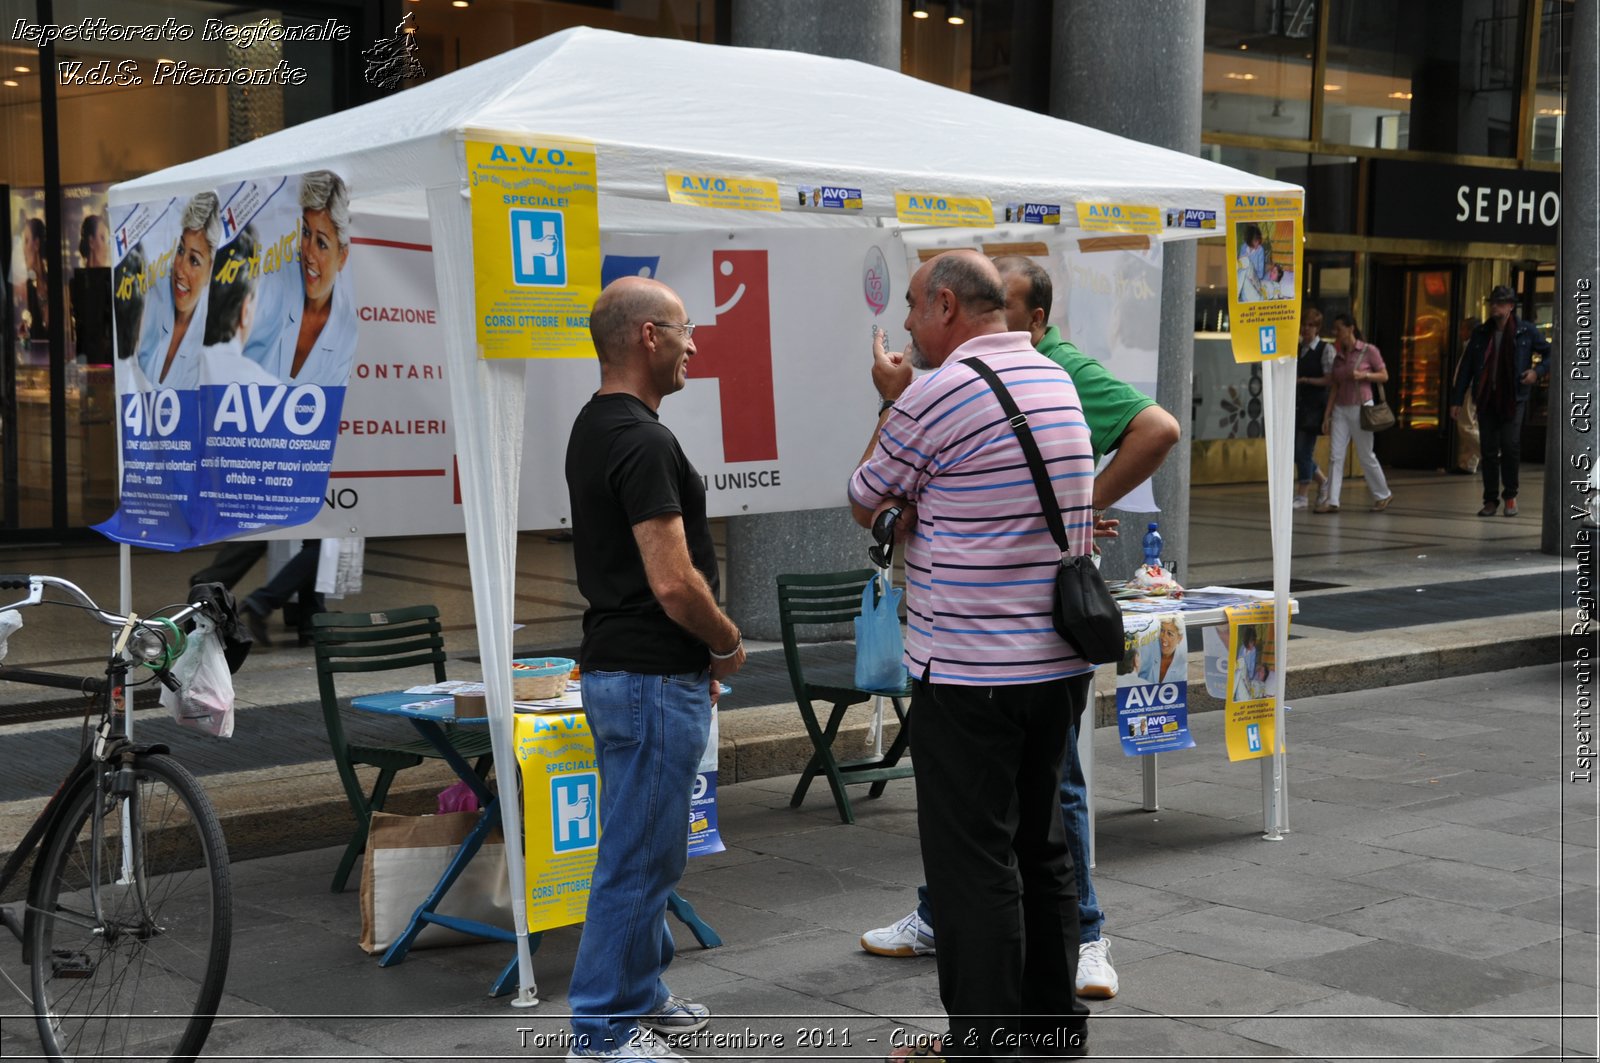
963, 357, 1124, 665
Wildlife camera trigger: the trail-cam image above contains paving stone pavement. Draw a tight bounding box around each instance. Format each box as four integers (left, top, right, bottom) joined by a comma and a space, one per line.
2, 662, 1592, 1062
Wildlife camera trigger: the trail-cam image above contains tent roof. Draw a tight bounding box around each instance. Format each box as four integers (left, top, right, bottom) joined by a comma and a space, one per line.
115, 27, 1298, 228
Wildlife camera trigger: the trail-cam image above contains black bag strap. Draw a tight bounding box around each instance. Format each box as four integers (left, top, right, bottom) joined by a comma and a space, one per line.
962, 356, 1071, 556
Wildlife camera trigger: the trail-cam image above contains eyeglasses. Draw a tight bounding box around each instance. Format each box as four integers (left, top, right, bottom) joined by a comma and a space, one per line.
651, 320, 696, 339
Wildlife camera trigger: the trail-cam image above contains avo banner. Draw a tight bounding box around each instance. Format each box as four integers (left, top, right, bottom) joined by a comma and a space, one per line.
1223, 601, 1287, 761
97, 169, 357, 550
464, 134, 600, 359
1224, 193, 1303, 364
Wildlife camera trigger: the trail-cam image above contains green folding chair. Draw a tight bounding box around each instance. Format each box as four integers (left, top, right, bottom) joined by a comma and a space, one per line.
776, 569, 913, 823
312, 605, 494, 892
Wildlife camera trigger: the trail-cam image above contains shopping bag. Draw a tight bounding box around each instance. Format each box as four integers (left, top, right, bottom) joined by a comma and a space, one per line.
316, 537, 366, 598
854, 572, 907, 692
359, 810, 511, 954
160, 614, 236, 738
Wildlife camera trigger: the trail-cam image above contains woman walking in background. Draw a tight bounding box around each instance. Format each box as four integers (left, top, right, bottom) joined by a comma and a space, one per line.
1316, 312, 1393, 513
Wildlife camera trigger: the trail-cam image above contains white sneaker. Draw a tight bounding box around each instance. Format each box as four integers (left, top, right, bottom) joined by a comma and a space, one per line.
860, 910, 936, 957
1076, 937, 1119, 999
566, 1027, 687, 1063
1292, 495, 1309, 510
638, 993, 710, 1035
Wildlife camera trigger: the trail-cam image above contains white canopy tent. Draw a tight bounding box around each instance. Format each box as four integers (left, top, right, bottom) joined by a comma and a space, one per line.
114, 27, 1304, 1002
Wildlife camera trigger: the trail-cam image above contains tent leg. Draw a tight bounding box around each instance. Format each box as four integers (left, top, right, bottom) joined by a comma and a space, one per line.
1260, 748, 1289, 840
1141, 752, 1159, 812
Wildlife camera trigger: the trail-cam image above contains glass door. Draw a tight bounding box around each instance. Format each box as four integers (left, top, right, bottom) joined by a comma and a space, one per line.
1369, 262, 1461, 470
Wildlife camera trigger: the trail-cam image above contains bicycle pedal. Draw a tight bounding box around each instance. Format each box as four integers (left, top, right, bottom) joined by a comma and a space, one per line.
51, 948, 95, 979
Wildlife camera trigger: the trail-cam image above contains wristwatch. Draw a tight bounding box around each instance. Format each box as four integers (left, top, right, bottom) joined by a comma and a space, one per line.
878, 397, 895, 416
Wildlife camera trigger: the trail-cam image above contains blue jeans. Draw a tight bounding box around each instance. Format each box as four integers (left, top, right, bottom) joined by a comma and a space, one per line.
1293, 427, 1321, 484
568, 669, 712, 1054
915, 672, 1101, 945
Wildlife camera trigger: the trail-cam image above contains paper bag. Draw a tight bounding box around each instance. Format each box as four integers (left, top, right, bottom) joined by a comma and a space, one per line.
359, 810, 511, 953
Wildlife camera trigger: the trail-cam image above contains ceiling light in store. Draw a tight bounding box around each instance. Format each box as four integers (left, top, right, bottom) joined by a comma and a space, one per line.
911, 0, 929, 17
2, 79, 17, 87
1225, 72, 1255, 80
157, 57, 175, 64
1239, 43, 1248, 50
1323, 84, 1342, 91
1538, 107, 1565, 116
946, 3, 966, 25
13, 65, 29, 73
1387, 91, 1413, 100
451, 0, 471, 7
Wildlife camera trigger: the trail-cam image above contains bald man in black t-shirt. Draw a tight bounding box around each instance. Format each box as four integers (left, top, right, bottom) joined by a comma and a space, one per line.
562, 276, 745, 1063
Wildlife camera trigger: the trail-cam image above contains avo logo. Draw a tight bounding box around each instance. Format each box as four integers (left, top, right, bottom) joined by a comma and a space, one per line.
600, 250, 778, 463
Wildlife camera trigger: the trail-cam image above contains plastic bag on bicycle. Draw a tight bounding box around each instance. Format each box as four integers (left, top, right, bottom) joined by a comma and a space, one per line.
161, 614, 236, 738
0, 608, 19, 662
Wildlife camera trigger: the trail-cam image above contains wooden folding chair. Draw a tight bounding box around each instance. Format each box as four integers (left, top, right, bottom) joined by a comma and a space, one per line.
312, 605, 493, 892
776, 569, 913, 823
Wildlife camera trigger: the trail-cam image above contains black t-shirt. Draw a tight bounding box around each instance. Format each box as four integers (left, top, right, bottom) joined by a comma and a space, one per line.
564, 392, 717, 674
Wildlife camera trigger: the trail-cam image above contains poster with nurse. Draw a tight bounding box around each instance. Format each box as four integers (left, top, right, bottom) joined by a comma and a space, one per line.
97, 170, 358, 550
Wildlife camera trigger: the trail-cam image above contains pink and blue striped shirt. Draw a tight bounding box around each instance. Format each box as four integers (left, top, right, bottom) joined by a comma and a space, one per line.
848, 332, 1097, 686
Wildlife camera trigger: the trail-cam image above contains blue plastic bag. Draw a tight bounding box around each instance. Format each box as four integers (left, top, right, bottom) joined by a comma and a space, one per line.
854, 572, 907, 692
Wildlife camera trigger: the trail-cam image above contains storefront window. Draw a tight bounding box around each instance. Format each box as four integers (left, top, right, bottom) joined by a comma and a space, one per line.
1530, 0, 1570, 163
1201, 0, 1316, 140
400, 0, 716, 78
1323, 0, 1525, 156
2, 0, 47, 529
1203, 145, 1358, 234
2, 0, 353, 534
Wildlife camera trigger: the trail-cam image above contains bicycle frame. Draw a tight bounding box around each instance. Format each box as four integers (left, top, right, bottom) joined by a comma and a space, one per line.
0, 576, 229, 915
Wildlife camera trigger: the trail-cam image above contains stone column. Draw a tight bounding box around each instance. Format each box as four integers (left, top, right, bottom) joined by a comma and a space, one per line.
1049, 0, 1203, 585
725, 1, 900, 640
731, 0, 900, 66
1547, 0, 1595, 563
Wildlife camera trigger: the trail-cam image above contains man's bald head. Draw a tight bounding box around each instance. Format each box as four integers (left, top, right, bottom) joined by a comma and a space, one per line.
919, 249, 1006, 317
590, 276, 680, 366
903, 250, 1007, 368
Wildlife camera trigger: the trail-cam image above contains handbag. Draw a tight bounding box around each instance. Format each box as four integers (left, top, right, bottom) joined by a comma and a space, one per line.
854, 570, 908, 692
359, 810, 511, 953
963, 357, 1124, 665
1360, 380, 1396, 432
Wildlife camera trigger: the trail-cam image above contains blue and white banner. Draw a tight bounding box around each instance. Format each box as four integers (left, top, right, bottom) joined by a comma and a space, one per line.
1115, 613, 1195, 756
96, 170, 357, 550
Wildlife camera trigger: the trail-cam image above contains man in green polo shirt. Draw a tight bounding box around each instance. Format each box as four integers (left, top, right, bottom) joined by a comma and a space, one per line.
860, 254, 1180, 1004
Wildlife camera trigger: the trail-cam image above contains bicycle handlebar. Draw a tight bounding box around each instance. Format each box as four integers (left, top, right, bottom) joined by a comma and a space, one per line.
0, 575, 214, 630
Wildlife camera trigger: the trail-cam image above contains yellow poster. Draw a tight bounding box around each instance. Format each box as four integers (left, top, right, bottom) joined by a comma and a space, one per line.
895, 191, 994, 228
1074, 201, 1162, 234
1223, 602, 1287, 761
1223, 193, 1304, 363
464, 134, 600, 359
514, 712, 600, 932
665, 171, 782, 212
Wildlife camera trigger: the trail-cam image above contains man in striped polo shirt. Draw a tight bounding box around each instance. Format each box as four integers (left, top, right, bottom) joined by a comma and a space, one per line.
849, 250, 1094, 1060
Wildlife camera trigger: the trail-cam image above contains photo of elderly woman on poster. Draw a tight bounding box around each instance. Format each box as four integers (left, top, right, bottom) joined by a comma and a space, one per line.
134, 191, 221, 389
242, 170, 357, 386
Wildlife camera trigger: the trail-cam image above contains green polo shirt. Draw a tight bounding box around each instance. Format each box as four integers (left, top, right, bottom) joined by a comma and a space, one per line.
1036, 325, 1156, 463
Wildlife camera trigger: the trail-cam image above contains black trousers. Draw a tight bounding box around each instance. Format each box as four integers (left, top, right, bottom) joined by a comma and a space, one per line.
913, 671, 1092, 1061
1478, 399, 1527, 504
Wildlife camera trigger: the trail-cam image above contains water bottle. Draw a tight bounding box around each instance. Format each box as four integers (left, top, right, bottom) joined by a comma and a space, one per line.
1142, 523, 1163, 569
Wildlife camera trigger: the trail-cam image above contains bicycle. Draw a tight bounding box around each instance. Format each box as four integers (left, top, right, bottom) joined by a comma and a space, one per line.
0, 574, 247, 1063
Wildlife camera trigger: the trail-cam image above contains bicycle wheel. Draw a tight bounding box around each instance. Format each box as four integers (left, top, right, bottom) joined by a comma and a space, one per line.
29, 752, 232, 1063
